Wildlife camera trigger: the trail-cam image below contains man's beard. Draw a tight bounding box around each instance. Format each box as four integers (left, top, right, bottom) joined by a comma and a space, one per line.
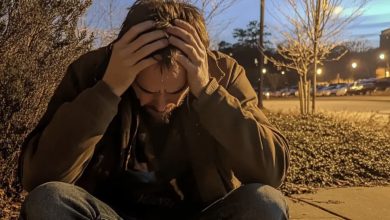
141, 97, 186, 124
145, 106, 173, 124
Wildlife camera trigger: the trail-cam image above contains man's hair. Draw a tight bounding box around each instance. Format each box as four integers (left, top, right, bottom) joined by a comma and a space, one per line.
117, 0, 209, 69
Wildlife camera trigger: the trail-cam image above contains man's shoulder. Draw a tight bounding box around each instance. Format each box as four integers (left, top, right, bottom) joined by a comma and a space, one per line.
71, 46, 109, 72
209, 50, 243, 76
209, 50, 238, 67
67, 46, 110, 87
208, 50, 243, 86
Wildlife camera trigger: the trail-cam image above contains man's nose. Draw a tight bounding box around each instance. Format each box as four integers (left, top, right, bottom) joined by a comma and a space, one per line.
155, 93, 167, 112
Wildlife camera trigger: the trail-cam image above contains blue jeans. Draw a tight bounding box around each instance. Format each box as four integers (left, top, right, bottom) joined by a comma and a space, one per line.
20, 181, 289, 220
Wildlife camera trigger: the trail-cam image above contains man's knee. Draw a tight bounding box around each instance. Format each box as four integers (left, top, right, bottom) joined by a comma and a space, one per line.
21, 181, 86, 219
24, 182, 72, 206
200, 183, 289, 219
228, 183, 289, 219
26, 182, 77, 203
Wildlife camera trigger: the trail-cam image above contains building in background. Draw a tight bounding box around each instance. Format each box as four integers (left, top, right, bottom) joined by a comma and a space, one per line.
380, 28, 390, 49
376, 28, 390, 78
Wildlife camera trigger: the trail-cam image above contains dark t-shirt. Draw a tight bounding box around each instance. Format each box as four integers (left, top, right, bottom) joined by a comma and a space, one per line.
99, 109, 201, 218
127, 110, 180, 208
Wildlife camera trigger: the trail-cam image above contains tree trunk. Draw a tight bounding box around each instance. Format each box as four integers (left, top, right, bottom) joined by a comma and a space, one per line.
312, 0, 321, 114
307, 80, 311, 114
298, 80, 304, 114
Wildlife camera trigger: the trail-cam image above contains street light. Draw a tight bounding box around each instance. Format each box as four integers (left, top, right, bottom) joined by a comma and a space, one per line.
351, 62, 357, 69
316, 68, 322, 75
281, 71, 285, 75
379, 53, 389, 77
262, 68, 267, 74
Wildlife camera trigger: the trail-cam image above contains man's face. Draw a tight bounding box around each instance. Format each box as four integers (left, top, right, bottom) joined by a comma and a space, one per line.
132, 62, 188, 123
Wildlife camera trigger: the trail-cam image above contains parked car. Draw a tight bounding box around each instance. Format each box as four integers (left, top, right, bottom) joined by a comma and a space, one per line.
333, 83, 349, 96
317, 85, 331, 96
347, 79, 376, 95
375, 77, 390, 91
323, 84, 339, 96
287, 86, 298, 96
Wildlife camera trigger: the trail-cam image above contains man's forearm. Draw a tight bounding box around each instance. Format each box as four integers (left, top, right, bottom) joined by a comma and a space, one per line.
22, 81, 121, 191
192, 79, 289, 187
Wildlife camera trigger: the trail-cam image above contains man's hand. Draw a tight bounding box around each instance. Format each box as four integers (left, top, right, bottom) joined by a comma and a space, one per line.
102, 20, 169, 97
166, 19, 210, 98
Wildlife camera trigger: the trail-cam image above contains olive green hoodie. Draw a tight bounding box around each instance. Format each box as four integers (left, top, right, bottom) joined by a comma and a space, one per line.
19, 46, 289, 205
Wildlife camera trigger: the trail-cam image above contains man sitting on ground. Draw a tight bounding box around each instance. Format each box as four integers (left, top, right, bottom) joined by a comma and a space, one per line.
19, 1, 290, 219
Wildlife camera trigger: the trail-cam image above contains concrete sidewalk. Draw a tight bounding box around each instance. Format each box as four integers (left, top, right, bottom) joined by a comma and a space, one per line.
287, 186, 390, 220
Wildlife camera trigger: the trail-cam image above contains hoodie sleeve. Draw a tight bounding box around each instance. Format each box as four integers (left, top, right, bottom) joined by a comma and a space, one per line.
192, 59, 289, 188
19, 61, 121, 192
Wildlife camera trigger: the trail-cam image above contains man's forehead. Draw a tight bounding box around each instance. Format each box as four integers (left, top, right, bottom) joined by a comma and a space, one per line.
136, 62, 186, 90
138, 62, 185, 79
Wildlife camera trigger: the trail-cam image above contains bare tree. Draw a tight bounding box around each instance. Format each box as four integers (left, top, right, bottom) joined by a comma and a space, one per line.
80, 0, 127, 47
343, 39, 372, 53
265, 0, 368, 114
177, 0, 241, 48
82, 0, 240, 48
181, 0, 238, 25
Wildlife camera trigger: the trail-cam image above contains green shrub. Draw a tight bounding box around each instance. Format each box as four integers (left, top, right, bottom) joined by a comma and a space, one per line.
266, 111, 390, 195
0, 1, 93, 218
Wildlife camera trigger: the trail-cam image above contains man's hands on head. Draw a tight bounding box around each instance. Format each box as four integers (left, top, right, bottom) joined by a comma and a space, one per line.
102, 20, 168, 97
166, 19, 210, 98
102, 19, 210, 98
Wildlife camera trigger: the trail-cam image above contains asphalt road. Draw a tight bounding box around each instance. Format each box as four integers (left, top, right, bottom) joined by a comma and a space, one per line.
263, 96, 390, 115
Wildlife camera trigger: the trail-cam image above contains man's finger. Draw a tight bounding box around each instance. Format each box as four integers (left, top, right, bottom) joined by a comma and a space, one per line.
118, 20, 156, 46
173, 19, 205, 50
168, 36, 199, 64
166, 25, 202, 56
130, 38, 169, 66
133, 57, 159, 75
175, 54, 194, 73
126, 30, 168, 54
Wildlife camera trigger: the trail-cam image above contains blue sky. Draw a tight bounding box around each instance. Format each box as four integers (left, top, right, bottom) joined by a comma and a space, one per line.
214, 0, 390, 47
86, 0, 390, 47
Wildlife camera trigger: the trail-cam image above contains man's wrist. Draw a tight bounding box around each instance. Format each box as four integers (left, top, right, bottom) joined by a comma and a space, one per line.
192, 78, 211, 98
192, 78, 219, 102
101, 79, 123, 97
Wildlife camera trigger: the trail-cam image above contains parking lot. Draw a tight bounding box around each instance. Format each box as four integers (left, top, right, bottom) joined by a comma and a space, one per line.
262, 77, 390, 98
264, 95, 390, 115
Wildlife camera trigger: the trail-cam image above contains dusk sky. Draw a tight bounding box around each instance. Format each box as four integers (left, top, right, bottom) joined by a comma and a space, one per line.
213, 0, 390, 47
87, 0, 390, 47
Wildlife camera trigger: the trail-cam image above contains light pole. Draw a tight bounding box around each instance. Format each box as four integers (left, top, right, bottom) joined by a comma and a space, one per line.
351, 62, 357, 69
379, 53, 389, 78
258, 0, 265, 108
351, 62, 357, 80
